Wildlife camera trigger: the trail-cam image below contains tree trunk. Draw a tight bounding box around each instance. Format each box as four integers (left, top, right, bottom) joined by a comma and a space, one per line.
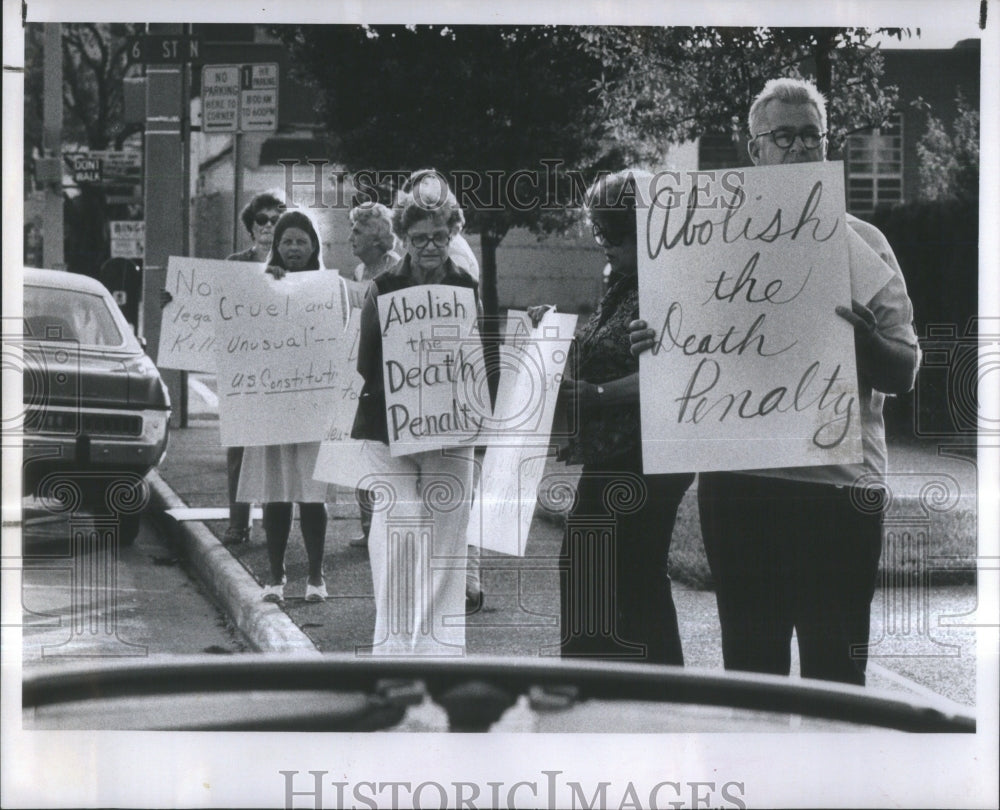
478, 232, 503, 405
813, 30, 837, 97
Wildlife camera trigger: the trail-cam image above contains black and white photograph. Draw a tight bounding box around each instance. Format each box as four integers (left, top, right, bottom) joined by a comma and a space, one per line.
2, 0, 998, 807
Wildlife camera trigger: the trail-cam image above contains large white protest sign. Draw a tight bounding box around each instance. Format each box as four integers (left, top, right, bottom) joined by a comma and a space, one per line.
213, 266, 350, 447
311, 308, 379, 488
377, 284, 484, 456
158, 256, 254, 371
465, 309, 577, 556
637, 161, 862, 473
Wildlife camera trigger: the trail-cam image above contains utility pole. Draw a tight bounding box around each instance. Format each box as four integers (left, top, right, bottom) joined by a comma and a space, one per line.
140, 23, 186, 427
42, 23, 64, 269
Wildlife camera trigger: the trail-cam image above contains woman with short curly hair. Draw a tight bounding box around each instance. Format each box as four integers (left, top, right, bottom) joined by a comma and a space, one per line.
351, 187, 482, 655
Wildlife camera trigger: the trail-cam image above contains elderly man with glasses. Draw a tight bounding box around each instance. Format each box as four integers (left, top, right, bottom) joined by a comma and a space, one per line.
631, 77, 921, 686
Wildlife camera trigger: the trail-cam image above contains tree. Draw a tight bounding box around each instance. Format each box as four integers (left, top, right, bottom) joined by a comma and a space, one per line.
916, 92, 979, 205
273, 24, 906, 323
272, 25, 613, 321
582, 27, 907, 157
24, 23, 142, 277
24, 23, 142, 157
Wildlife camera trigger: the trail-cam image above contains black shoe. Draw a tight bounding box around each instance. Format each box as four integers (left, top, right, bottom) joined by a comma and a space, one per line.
222, 526, 251, 546
465, 588, 484, 614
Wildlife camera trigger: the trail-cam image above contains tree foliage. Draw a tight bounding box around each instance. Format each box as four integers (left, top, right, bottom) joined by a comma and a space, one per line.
581, 27, 906, 156
916, 92, 979, 204
24, 22, 141, 158
23, 23, 142, 277
271, 24, 905, 319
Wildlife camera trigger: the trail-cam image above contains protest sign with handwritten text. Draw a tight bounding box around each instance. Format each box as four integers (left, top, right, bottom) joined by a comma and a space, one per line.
377, 284, 483, 456
213, 266, 351, 447
637, 161, 862, 473
158, 257, 253, 371
311, 308, 378, 488
465, 309, 577, 556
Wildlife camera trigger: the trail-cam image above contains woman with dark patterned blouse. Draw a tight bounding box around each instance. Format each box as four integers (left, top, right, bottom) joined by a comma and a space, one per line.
554, 170, 694, 665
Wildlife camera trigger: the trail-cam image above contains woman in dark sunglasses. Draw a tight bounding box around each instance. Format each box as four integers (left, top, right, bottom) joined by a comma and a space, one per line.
533, 170, 694, 666
229, 191, 286, 263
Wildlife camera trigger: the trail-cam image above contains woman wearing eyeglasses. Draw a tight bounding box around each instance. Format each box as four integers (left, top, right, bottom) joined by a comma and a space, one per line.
350, 187, 481, 655
221, 192, 286, 547
228, 192, 285, 263
549, 170, 695, 666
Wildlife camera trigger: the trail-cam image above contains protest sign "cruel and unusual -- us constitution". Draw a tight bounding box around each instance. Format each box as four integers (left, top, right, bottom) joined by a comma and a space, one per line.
213, 265, 352, 447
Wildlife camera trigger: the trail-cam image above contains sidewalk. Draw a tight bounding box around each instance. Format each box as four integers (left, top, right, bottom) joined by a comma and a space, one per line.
151, 401, 979, 705
153, 415, 726, 664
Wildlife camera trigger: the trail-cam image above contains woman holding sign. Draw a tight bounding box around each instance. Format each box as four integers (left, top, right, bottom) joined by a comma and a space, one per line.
238, 210, 333, 603
351, 187, 481, 655
554, 170, 694, 665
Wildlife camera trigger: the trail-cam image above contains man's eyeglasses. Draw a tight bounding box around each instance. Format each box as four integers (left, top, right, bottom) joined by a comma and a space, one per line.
254, 213, 281, 227
592, 223, 628, 248
409, 232, 451, 249
752, 128, 827, 150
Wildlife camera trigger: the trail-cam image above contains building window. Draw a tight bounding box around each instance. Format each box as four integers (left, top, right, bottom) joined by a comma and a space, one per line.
846, 112, 904, 214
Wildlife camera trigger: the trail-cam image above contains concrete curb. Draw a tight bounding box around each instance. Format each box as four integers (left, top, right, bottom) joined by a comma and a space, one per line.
146, 470, 321, 655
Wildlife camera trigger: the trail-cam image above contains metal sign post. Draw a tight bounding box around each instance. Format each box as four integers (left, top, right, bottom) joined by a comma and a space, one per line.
141, 23, 187, 427
201, 62, 278, 254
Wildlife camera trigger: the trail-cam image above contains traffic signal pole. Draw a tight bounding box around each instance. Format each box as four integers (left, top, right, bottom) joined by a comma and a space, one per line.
42, 24, 64, 270
141, 23, 186, 427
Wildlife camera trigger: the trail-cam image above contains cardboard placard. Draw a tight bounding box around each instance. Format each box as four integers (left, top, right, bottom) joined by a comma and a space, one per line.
377, 284, 484, 456
213, 266, 351, 447
311, 308, 379, 488
637, 162, 863, 473
466, 309, 577, 556
158, 257, 253, 371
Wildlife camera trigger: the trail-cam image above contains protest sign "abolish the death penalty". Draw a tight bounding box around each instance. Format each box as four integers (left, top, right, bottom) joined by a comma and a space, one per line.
637, 162, 863, 474
377, 285, 485, 457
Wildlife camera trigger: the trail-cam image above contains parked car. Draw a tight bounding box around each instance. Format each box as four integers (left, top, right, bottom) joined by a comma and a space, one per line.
20, 268, 171, 545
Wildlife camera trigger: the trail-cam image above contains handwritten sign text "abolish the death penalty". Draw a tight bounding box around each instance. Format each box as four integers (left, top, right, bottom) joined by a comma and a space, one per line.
636, 162, 862, 474
213, 265, 351, 447
378, 285, 484, 457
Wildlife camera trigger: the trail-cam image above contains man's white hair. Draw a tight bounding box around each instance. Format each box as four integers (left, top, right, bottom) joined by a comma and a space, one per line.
748, 77, 828, 136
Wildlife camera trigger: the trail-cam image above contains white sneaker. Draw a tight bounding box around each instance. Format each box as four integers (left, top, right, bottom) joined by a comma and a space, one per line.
262, 577, 286, 603
304, 578, 328, 603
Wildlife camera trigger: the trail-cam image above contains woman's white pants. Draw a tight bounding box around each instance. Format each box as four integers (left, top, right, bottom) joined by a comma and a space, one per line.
360, 443, 474, 656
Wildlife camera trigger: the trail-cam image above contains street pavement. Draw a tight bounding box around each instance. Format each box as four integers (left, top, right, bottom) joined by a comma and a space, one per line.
149, 377, 980, 707
20, 503, 247, 668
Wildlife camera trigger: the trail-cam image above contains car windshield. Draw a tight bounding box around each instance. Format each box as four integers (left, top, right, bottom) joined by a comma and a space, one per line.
23, 284, 125, 347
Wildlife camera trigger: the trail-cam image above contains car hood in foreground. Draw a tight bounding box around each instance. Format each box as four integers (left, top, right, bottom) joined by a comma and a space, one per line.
22, 654, 976, 733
